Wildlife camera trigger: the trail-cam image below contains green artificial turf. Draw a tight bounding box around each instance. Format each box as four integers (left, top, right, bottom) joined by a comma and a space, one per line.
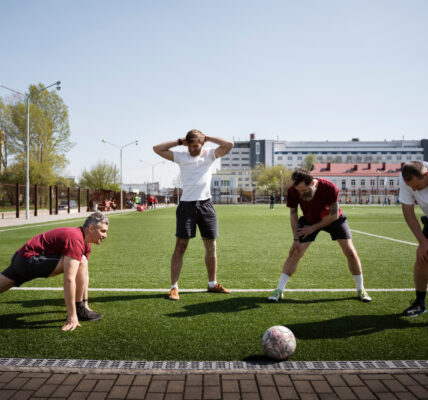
0, 205, 426, 361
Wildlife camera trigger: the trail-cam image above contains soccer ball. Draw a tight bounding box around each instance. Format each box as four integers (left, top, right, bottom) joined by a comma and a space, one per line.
262, 325, 296, 360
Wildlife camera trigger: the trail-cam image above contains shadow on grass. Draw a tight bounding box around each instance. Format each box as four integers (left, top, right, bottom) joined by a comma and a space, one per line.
286, 313, 428, 339
166, 294, 354, 318
3, 293, 167, 308
0, 311, 64, 330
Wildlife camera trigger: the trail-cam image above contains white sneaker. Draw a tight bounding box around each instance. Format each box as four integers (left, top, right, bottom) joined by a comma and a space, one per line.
268, 289, 283, 303
357, 289, 372, 302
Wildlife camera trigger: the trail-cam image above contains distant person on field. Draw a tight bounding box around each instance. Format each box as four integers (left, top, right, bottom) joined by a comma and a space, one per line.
0, 212, 109, 331
398, 161, 428, 317
270, 194, 275, 210
153, 129, 234, 300
268, 168, 372, 303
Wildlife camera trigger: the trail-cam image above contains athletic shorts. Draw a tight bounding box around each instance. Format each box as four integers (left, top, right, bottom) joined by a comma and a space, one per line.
176, 199, 218, 239
422, 216, 428, 238
1, 252, 61, 287
298, 214, 352, 243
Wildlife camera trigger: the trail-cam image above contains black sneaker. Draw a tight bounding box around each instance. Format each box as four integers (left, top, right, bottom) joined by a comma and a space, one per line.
403, 300, 426, 317
76, 306, 103, 321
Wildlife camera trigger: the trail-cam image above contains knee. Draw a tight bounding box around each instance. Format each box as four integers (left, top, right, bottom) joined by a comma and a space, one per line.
343, 247, 358, 261
174, 240, 188, 254
205, 241, 216, 258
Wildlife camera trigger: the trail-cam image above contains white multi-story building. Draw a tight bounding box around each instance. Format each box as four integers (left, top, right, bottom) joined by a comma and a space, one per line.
274, 139, 424, 170
221, 135, 427, 171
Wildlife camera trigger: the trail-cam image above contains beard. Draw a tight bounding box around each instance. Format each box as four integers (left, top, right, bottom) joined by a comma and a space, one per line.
300, 187, 315, 201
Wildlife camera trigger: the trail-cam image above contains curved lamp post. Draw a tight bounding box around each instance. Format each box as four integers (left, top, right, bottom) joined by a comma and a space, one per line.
0, 81, 61, 219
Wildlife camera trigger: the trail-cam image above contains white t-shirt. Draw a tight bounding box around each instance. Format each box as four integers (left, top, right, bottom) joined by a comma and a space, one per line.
398, 161, 428, 216
173, 148, 216, 201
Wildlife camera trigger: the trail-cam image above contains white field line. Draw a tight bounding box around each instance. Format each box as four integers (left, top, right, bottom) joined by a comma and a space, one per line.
11, 287, 414, 292
351, 229, 417, 246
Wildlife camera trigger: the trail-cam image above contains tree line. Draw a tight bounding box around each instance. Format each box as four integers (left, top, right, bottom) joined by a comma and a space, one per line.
0, 83, 120, 191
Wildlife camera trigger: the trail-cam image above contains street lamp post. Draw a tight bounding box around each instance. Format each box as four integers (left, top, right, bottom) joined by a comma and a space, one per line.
280, 170, 284, 204
0, 81, 61, 219
139, 160, 165, 195
101, 139, 138, 210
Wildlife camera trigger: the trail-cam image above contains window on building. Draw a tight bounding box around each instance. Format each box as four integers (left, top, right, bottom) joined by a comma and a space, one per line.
341, 179, 346, 188
297, 156, 302, 160
380, 179, 385, 186
389, 179, 394, 186
351, 179, 356, 186
361, 179, 365, 187
214, 181, 219, 186
287, 156, 292, 160
277, 156, 283, 160
370, 179, 375, 186
387, 156, 392, 160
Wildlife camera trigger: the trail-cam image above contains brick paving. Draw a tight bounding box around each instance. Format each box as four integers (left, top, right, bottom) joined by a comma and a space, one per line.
0, 368, 427, 399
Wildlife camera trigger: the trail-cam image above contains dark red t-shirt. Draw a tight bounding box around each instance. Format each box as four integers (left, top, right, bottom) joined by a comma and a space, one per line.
287, 178, 342, 225
17, 227, 91, 261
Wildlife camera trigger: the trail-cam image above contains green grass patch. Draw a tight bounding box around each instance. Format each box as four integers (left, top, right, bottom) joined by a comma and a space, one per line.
0, 205, 426, 361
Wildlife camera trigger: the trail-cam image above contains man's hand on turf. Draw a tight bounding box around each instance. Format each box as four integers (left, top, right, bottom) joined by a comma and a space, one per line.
62, 315, 81, 332
296, 225, 314, 239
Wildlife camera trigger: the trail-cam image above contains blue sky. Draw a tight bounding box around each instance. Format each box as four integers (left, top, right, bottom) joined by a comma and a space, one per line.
1, 0, 427, 187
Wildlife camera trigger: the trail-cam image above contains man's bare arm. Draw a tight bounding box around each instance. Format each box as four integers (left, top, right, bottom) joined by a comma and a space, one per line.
62, 256, 81, 332
206, 136, 234, 158
290, 207, 299, 239
153, 140, 183, 161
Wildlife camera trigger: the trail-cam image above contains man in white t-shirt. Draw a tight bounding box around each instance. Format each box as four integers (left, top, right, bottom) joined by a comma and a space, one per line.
153, 130, 234, 300
398, 161, 428, 317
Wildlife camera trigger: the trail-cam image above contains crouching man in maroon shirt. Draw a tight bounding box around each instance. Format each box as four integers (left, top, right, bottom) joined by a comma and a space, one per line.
0, 212, 109, 331
267, 168, 371, 304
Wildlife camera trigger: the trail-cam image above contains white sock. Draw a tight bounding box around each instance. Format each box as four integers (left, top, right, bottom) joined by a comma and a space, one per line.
208, 281, 217, 288
170, 284, 178, 290
277, 273, 290, 292
353, 275, 364, 291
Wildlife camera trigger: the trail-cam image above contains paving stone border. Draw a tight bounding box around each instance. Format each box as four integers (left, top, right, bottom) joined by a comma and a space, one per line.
1, 358, 427, 374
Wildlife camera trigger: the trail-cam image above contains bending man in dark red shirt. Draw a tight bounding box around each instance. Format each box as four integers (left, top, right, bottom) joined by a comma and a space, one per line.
0, 212, 109, 331
268, 168, 372, 303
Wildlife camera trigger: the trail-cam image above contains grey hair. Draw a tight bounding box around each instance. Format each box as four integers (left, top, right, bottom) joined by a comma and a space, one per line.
83, 212, 109, 228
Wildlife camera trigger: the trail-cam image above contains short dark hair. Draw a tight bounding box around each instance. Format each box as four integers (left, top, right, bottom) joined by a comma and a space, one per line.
83, 212, 109, 228
186, 129, 205, 144
402, 161, 426, 181
291, 168, 314, 186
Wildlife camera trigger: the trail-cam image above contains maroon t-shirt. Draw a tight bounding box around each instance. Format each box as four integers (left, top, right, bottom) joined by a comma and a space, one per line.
287, 178, 342, 225
17, 227, 91, 261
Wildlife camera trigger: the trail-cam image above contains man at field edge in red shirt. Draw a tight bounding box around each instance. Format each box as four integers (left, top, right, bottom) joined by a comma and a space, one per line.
0, 212, 109, 331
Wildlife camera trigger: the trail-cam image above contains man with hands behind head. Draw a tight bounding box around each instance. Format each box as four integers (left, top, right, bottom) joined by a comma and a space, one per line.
153, 130, 234, 301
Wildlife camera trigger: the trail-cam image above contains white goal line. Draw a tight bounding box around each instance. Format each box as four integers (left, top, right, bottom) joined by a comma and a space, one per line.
351, 229, 417, 246
11, 287, 414, 292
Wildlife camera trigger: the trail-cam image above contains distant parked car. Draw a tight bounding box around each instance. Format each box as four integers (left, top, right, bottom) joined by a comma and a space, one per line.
58, 200, 77, 209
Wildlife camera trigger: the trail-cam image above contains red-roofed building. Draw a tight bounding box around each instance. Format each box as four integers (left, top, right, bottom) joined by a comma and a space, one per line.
311, 162, 403, 204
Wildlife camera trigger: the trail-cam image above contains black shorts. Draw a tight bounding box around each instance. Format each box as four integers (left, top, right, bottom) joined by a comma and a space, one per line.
1, 252, 61, 287
176, 199, 218, 239
422, 216, 428, 238
298, 214, 352, 243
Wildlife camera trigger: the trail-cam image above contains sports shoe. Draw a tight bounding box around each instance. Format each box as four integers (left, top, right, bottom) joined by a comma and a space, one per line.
168, 287, 180, 301
76, 305, 103, 321
403, 300, 426, 317
268, 289, 283, 302
357, 289, 372, 302
207, 283, 231, 294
